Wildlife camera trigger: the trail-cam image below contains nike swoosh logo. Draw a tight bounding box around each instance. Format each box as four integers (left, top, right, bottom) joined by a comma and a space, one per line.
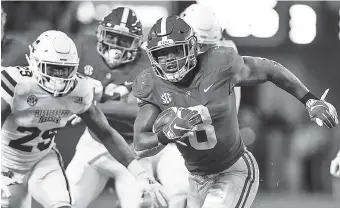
124, 81, 134, 86
204, 84, 214, 92
173, 124, 190, 131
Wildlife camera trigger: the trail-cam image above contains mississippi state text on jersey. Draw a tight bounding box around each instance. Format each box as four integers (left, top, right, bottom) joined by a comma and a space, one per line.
76, 35, 150, 143
133, 46, 245, 175
1, 66, 93, 171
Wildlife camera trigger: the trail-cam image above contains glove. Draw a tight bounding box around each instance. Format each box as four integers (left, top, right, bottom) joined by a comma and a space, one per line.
128, 160, 169, 207
158, 107, 203, 145
330, 151, 340, 178
66, 114, 83, 126
306, 99, 338, 128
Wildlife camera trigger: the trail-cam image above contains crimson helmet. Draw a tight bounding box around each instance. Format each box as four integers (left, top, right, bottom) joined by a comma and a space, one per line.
97, 7, 143, 68
146, 16, 198, 82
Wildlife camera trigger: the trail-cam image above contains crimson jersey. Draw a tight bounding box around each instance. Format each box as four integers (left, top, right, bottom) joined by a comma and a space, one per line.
76, 35, 150, 143
133, 46, 245, 175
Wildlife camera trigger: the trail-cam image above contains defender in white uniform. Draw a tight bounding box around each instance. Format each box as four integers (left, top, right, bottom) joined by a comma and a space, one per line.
1, 30, 168, 208
150, 4, 242, 208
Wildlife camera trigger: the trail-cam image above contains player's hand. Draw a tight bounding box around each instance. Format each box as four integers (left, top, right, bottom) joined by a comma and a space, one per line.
66, 114, 83, 126
128, 160, 169, 207
330, 152, 340, 177
139, 176, 169, 208
161, 107, 202, 143
306, 89, 338, 128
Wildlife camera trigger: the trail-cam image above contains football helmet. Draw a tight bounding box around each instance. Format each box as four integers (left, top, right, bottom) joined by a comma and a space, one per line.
97, 7, 143, 68
180, 4, 222, 47
27, 30, 79, 96
146, 16, 198, 82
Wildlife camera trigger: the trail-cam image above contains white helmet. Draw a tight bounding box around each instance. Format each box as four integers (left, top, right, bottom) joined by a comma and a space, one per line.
180, 4, 222, 45
27, 30, 79, 96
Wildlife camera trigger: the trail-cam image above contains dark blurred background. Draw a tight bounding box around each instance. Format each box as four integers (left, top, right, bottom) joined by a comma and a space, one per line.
2, 1, 340, 208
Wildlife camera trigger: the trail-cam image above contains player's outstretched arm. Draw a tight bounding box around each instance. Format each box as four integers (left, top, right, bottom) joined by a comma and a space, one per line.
78, 103, 169, 207
232, 55, 338, 128
1, 98, 11, 127
133, 103, 166, 157
78, 103, 137, 166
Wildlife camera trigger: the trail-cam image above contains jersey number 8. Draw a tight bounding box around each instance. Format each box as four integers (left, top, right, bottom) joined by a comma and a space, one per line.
187, 105, 217, 150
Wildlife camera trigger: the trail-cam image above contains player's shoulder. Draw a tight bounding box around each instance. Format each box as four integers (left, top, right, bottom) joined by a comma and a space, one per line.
62, 73, 96, 114
1, 66, 35, 107
132, 67, 155, 99
198, 46, 243, 76
72, 73, 97, 96
1, 66, 33, 87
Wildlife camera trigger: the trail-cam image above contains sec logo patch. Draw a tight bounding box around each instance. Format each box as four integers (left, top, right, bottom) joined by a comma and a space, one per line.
84, 65, 94, 76
161, 92, 173, 105
27, 95, 38, 106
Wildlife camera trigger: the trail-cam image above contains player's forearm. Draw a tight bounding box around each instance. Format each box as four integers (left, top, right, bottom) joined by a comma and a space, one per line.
244, 56, 309, 100
98, 101, 138, 122
100, 128, 137, 167
134, 132, 162, 152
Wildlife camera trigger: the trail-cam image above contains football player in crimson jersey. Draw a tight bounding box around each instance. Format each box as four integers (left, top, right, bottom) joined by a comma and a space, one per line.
1, 30, 167, 208
65, 7, 157, 208
132, 16, 338, 208
152, 4, 243, 208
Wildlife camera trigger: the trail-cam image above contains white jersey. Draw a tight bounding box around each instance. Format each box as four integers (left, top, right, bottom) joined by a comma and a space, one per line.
1, 66, 94, 171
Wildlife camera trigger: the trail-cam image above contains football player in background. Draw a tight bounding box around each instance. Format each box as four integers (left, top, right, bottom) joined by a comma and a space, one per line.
1, 30, 167, 208
65, 7, 154, 208
1, 7, 28, 66
132, 16, 338, 208
152, 4, 242, 208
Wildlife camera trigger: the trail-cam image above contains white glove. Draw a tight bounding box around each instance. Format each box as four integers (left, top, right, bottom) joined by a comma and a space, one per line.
67, 114, 83, 126
128, 160, 169, 207
330, 151, 340, 178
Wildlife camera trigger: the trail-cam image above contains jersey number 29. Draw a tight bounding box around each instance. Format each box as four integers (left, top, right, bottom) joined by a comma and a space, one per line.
187, 105, 217, 150
9, 126, 59, 152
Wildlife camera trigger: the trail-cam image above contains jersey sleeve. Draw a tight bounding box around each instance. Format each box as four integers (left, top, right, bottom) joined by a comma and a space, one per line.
70, 74, 96, 114
204, 46, 244, 94
132, 68, 158, 107
1, 66, 28, 108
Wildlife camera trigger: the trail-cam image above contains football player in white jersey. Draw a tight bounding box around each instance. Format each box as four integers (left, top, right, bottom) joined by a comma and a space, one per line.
1, 30, 168, 208
138, 4, 243, 208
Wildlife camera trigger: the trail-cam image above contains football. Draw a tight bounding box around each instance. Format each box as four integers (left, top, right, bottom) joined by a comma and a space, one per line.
152, 107, 178, 133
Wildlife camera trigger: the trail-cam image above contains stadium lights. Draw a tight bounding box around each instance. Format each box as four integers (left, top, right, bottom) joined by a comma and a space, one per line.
196, 0, 279, 38
76, 2, 96, 24
76, 3, 168, 27
251, 9, 279, 38
289, 4, 317, 44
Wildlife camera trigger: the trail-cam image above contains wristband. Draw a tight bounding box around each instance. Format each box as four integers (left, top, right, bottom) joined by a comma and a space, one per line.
300, 92, 318, 105
127, 159, 147, 178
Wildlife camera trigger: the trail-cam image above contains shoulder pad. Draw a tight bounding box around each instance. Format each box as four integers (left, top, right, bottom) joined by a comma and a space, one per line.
1, 66, 31, 107
132, 68, 154, 100
202, 46, 243, 75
